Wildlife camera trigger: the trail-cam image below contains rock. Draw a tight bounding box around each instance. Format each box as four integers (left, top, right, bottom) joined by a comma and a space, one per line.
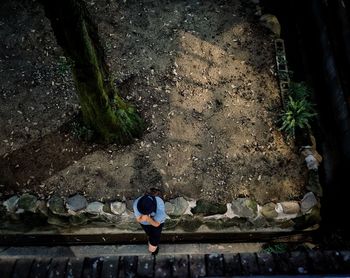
280, 201, 300, 214
301, 138, 323, 170
3, 195, 19, 213
301, 192, 318, 213
66, 194, 88, 212
169, 197, 189, 216
250, 216, 269, 228
85, 202, 104, 214
110, 201, 126, 215
260, 203, 278, 219
293, 207, 321, 230
164, 218, 179, 230
117, 219, 140, 231
231, 198, 257, 218
305, 154, 319, 170
165, 202, 175, 215
191, 199, 227, 216
260, 14, 281, 37
179, 216, 203, 232
17, 194, 38, 212
47, 196, 66, 215
306, 170, 323, 197
69, 214, 89, 226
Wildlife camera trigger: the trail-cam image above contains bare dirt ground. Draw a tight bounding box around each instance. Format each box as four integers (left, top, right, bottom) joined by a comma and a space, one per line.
0, 0, 307, 204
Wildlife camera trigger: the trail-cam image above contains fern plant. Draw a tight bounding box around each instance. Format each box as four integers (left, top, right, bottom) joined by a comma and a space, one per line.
279, 81, 317, 137
288, 81, 312, 100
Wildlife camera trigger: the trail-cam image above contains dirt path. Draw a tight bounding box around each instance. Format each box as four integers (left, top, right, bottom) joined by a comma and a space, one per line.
0, 0, 307, 204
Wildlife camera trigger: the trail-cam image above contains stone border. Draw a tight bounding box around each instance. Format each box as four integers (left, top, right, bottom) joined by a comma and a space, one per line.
0, 177, 321, 233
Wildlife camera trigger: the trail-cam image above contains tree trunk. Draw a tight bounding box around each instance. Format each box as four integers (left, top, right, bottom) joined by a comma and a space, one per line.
39, 0, 143, 143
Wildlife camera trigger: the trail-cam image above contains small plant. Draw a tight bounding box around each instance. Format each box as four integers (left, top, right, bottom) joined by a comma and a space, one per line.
262, 243, 289, 254
288, 81, 312, 100
279, 82, 317, 138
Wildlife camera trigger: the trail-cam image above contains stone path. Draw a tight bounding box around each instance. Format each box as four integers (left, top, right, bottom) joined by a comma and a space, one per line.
1, 244, 350, 277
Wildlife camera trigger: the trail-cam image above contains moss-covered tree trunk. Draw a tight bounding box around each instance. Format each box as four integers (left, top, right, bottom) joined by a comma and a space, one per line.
39, 0, 143, 143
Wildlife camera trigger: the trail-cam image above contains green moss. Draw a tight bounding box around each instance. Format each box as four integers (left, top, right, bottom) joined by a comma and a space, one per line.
191, 199, 227, 216
205, 218, 247, 230
17, 194, 38, 212
164, 218, 180, 230
179, 216, 203, 232
246, 199, 258, 214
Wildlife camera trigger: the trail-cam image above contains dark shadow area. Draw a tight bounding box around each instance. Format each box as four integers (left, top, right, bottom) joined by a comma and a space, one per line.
0, 122, 96, 197
0, 230, 314, 246
262, 0, 350, 244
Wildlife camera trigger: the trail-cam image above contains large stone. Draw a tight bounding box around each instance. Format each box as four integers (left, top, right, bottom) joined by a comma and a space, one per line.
47, 196, 66, 215
231, 198, 257, 218
280, 201, 300, 214
165, 202, 175, 215
66, 194, 88, 212
300, 192, 318, 213
85, 202, 104, 215
191, 200, 227, 216
169, 197, 189, 216
260, 203, 278, 219
260, 14, 281, 37
3, 196, 19, 213
17, 194, 38, 212
110, 201, 126, 215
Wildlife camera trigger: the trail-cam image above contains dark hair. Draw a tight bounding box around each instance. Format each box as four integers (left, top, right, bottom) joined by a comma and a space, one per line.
137, 195, 157, 215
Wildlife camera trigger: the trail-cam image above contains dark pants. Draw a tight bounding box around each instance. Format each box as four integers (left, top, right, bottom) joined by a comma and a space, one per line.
140, 223, 164, 246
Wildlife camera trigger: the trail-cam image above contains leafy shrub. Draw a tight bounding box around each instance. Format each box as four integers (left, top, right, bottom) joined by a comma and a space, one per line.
279, 82, 317, 138
288, 81, 312, 100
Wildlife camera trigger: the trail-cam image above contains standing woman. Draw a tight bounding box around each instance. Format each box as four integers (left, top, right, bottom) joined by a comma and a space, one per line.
133, 189, 166, 255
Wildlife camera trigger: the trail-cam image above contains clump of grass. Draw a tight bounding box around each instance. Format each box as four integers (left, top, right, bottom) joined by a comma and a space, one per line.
288, 81, 312, 100
279, 82, 317, 138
